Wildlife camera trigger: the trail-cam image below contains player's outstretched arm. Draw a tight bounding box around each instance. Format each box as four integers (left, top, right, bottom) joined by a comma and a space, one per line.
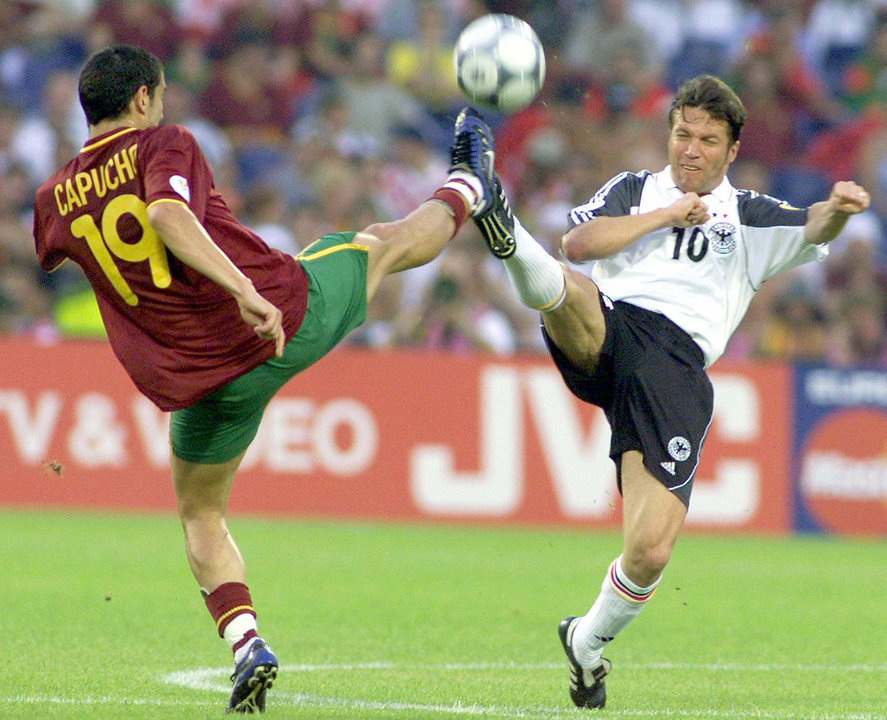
804, 181, 871, 245
146, 200, 285, 356
561, 193, 710, 263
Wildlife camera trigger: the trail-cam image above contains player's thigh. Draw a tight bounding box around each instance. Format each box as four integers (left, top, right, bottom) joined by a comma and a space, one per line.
356, 230, 389, 303
619, 450, 687, 580
541, 266, 607, 372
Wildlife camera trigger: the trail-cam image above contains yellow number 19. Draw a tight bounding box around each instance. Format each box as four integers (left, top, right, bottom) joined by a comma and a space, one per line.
71, 194, 171, 306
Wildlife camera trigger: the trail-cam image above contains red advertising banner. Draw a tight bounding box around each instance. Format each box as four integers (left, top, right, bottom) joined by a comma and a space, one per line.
1, 338, 791, 532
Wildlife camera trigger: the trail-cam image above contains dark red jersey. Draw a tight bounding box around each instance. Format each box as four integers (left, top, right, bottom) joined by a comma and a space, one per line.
34, 124, 309, 410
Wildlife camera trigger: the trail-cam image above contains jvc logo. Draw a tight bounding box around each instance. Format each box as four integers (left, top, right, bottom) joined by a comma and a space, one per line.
408, 367, 764, 526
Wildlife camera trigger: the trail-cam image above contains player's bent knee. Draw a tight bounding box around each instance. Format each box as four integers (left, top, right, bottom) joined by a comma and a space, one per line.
623, 541, 673, 585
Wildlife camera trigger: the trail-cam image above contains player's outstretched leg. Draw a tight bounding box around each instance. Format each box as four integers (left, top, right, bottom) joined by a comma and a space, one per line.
450, 106, 497, 216
449, 107, 518, 257
558, 616, 611, 709
453, 111, 565, 309
227, 638, 278, 713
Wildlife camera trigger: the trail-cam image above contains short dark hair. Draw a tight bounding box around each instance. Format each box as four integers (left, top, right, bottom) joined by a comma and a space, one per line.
78, 45, 163, 126
669, 75, 746, 144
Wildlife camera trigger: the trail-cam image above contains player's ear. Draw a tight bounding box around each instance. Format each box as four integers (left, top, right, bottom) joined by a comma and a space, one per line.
727, 139, 740, 164
131, 85, 151, 116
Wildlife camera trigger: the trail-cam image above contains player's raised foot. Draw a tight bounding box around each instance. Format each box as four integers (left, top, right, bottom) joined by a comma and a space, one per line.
226, 638, 278, 714
449, 106, 496, 215
558, 616, 611, 710
474, 175, 516, 259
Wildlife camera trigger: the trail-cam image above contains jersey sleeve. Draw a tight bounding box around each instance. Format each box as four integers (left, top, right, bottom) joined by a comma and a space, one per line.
568, 171, 647, 226
139, 124, 213, 221
739, 192, 826, 287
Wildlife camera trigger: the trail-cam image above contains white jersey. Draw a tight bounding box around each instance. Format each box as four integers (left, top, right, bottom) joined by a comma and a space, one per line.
569, 167, 827, 367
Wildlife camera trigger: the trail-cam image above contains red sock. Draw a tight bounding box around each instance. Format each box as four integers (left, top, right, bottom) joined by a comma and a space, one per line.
204, 581, 258, 654
428, 186, 471, 234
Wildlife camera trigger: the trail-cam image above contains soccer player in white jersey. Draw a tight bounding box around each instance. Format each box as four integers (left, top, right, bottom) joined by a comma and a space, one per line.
452, 75, 871, 709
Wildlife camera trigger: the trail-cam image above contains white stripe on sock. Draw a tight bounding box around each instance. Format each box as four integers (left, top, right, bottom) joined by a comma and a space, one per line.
572, 556, 659, 669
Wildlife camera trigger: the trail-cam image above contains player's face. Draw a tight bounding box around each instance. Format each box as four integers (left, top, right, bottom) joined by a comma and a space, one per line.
667, 105, 739, 195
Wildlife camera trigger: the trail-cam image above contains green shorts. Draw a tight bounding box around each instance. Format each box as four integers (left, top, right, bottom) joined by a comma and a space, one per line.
170, 232, 368, 464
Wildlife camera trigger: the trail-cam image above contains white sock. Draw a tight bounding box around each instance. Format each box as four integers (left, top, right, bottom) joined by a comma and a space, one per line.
443, 170, 484, 213
233, 635, 260, 665
225, 613, 259, 661
502, 217, 566, 311
572, 556, 660, 669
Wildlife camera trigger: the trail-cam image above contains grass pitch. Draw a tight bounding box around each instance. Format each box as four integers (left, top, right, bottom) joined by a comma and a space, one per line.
2, 509, 885, 719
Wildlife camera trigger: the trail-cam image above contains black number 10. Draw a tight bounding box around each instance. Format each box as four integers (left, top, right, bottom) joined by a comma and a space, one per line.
671, 227, 708, 262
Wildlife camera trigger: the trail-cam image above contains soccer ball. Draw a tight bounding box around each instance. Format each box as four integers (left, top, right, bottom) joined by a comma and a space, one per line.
453, 14, 545, 113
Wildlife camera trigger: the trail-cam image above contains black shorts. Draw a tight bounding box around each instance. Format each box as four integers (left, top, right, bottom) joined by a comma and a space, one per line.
543, 298, 713, 507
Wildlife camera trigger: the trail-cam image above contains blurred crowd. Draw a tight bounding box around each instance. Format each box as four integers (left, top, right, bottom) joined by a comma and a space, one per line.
3, 0, 887, 367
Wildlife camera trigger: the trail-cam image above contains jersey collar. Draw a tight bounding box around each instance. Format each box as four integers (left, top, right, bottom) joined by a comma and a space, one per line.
81, 126, 139, 153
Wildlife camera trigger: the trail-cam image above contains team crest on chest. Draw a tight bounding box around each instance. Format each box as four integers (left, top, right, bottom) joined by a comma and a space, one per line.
709, 221, 737, 254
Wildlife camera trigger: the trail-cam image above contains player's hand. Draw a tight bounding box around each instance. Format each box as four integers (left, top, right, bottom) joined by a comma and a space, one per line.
828, 181, 870, 215
237, 288, 285, 357
669, 192, 711, 227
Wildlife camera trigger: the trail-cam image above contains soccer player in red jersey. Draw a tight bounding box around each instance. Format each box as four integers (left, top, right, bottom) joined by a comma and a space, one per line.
33, 45, 492, 713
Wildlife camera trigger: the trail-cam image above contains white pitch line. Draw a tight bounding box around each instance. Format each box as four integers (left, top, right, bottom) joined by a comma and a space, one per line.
158, 661, 887, 720
6, 694, 215, 708
163, 659, 887, 675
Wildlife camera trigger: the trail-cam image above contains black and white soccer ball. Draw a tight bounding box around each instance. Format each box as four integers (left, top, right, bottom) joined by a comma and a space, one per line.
453, 14, 545, 113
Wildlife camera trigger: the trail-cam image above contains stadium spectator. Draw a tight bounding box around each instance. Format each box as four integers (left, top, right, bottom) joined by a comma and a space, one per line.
731, 54, 803, 171
159, 80, 233, 172
805, 0, 875, 96
460, 74, 872, 710
835, 9, 887, 114
1, 0, 886, 362
486, 0, 572, 55
90, 0, 181, 61
371, 0, 470, 44
740, 1, 847, 145
561, 0, 658, 89
293, 0, 364, 83
378, 123, 450, 219
197, 41, 293, 140
385, 0, 466, 151
240, 184, 300, 256
639, 0, 754, 88
755, 280, 832, 362
0, 105, 22, 174
822, 210, 887, 308
163, 34, 214, 98
335, 30, 429, 153
0, 1, 89, 113
197, 41, 298, 189
393, 244, 517, 353
9, 69, 84, 188
0, 263, 57, 340
829, 288, 887, 366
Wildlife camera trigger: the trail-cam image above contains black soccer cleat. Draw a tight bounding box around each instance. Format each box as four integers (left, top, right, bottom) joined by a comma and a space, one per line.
474, 174, 516, 258
226, 638, 278, 714
558, 616, 611, 710
450, 106, 497, 215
